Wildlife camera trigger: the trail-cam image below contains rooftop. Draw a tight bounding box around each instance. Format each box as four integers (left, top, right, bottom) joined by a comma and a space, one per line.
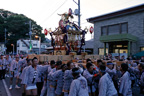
85, 39, 94, 49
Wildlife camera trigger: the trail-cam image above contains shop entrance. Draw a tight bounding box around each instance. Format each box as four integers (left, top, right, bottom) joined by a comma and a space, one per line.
109, 41, 128, 54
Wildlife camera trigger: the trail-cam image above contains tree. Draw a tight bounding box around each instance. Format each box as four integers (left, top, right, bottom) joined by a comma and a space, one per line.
0, 9, 45, 53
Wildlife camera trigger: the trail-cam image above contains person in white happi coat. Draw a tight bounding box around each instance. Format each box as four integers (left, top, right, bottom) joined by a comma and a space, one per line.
40, 61, 50, 96
83, 63, 100, 96
46, 60, 56, 96
5, 55, 12, 77
106, 61, 116, 78
69, 67, 89, 96
0, 55, 7, 79
118, 63, 132, 96
9, 55, 20, 89
63, 61, 74, 96
20, 59, 32, 96
21, 59, 32, 82
48, 60, 62, 96
23, 57, 49, 96
98, 64, 118, 96
37, 61, 49, 96
18, 57, 28, 80
52, 64, 67, 96
138, 63, 144, 94
106, 61, 119, 91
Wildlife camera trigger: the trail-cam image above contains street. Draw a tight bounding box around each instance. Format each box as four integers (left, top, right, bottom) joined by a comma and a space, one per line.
0, 78, 24, 96
0, 79, 7, 96
0, 77, 143, 96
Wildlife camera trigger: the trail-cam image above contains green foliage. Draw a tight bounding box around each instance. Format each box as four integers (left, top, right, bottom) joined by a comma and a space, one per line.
0, 9, 45, 53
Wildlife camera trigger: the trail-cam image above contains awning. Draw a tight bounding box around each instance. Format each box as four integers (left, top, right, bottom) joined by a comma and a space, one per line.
133, 51, 144, 58
100, 33, 138, 42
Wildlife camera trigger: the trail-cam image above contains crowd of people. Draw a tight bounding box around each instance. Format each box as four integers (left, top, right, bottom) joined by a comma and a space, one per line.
0, 54, 144, 96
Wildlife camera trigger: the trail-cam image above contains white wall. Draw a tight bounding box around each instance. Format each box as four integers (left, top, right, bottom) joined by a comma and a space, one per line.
17, 39, 40, 54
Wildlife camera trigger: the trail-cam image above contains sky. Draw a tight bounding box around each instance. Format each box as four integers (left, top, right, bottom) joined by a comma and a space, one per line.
0, 0, 144, 40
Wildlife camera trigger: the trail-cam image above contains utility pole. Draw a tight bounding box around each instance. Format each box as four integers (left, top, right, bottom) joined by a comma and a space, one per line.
4, 28, 7, 54
0, 12, 8, 54
11, 44, 14, 56
29, 20, 32, 53
78, 0, 80, 27
5, 28, 6, 45
73, 0, 81, 27
39, 37, 41, 54
73, 0, 84, 52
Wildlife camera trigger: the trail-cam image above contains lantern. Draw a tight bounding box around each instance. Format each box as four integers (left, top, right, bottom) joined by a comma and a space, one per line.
44, 29, 48, 35
89, 26, 94, 34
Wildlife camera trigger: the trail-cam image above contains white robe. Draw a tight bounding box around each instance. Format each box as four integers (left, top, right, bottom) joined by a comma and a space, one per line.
23, 65, 48, 86
0, 59, 7, 70
10, 60, 19, 77
69, 75, 89, 96
99, 73, 118, 96
46, 66, 53, 96
52, 70, 64, 95
63, 70, 73, 91
5, 59, 11, 70
63, 70, 73, 96
140, 72, 144, 86
119, 71, 132, 96
48, 68, 57, 96
20, 66, 29, 84
83, 69, 96, 93
40, 65, 50, 96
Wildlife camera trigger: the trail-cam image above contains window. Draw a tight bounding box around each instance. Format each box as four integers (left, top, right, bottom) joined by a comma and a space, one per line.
116, 45, 122, 47
22, 44, 26, 47
17, 43, 19, 47
33, 44, 37, 46
41, 45, 45, 48
121, 23, 128, 33
98, 48, 108, 55
101, 26, 107, 36
140, 47, 144, 51
123, 45, 128, 47
101, 22, 128, 35
108, 24, 120, 35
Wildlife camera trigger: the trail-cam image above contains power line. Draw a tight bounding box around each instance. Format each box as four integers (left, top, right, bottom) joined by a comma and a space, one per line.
40, 0, 68, 24
41, 0, 62, 17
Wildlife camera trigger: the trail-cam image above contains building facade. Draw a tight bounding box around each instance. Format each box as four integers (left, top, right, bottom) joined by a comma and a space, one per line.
17, 39, 40, 54
87, 4, 144, 56
17, 39, 51, 54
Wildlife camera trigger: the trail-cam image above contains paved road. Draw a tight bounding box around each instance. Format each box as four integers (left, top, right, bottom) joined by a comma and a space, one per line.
0, 77, 24, 96
0, 79, 7, 96
5, 77, 24, 96
0, 77, 144, 96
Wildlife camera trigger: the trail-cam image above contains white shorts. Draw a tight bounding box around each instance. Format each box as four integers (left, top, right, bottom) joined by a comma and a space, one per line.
26, 85, 37, 90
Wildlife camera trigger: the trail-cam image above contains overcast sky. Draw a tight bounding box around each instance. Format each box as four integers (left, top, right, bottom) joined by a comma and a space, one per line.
0, 0, 144, 40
